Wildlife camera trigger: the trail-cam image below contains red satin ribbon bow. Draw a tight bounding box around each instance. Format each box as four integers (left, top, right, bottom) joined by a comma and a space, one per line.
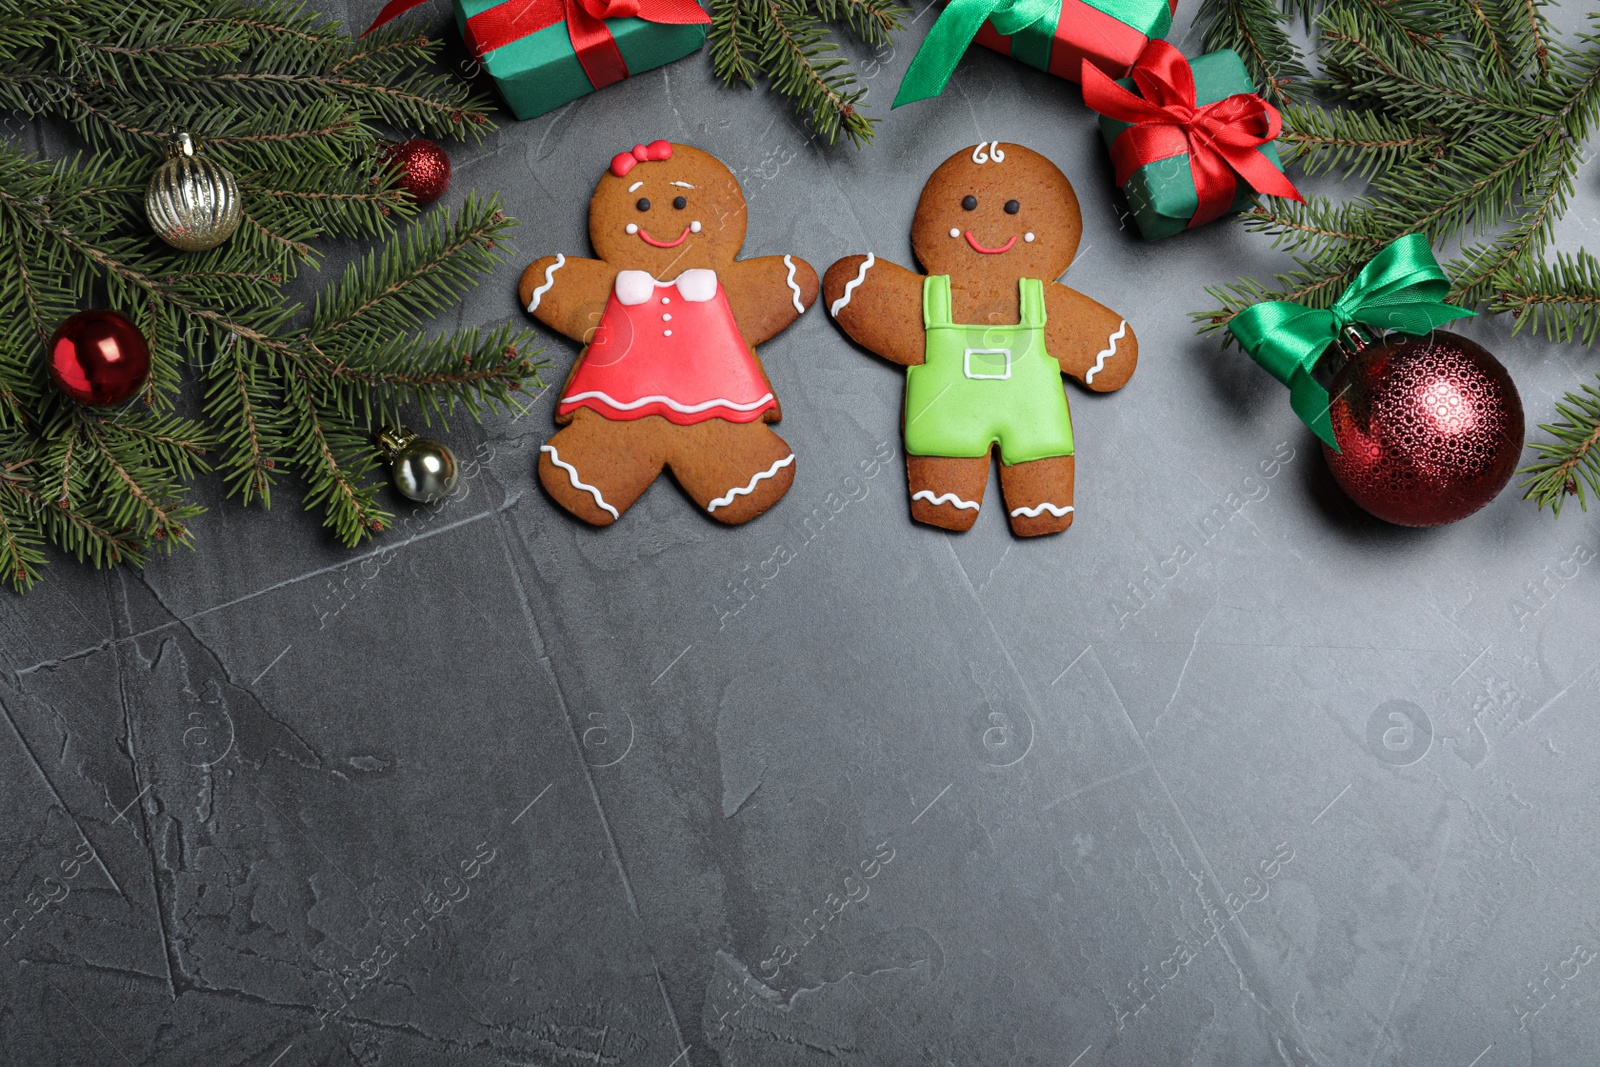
1081, 41, 1303, 229
611, 139, 673, 176
362, 0, 708, 92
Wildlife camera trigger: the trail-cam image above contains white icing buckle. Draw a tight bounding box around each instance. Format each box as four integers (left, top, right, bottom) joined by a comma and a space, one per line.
963, 347, 1012, 380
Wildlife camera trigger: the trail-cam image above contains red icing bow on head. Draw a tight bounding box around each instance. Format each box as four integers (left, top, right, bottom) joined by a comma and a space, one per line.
610, 140, 673, 177
1082, 41, 1303, 229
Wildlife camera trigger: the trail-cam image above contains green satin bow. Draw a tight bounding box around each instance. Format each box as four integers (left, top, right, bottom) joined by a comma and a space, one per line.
1227, 233, 1473, 450
893, 0, 1058, 108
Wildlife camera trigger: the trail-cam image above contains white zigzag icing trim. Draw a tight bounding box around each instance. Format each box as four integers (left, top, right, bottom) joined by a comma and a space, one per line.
1084, 319, 1127, 385
562, 390, 775, 415
707, 454, 795, 512
540, 444, 619, 520
783, 255, 805, 314
1009, 502, 1074, 518
829, 254, 875, 317
526, 253, 565, 313
913, 490, 980, 511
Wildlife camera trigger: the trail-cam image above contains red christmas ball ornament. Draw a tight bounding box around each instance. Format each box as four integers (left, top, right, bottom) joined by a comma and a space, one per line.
381, 138, 451, 205
1322, 330, 1523, 526
48, 310, 151, 406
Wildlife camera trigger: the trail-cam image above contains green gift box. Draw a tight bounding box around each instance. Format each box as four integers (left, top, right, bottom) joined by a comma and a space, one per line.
894, 0, 1176, 108
972, 0, 1174, 84
452, 0, 709, 120
1094, 47, 1292, 241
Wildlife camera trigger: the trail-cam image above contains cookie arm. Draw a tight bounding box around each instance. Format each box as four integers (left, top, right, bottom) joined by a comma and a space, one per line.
720, 255, 819, 347
822, 255, 927, 367
517, 255, 614, 344
1045, 284, 1137, 392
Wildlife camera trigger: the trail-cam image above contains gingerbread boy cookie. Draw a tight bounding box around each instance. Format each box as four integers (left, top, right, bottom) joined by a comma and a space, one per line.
823, 142, 1137, 537
519, 141, 819, 526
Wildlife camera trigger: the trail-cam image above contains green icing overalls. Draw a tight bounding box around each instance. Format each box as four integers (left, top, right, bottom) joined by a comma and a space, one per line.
904, 275, 1074, 464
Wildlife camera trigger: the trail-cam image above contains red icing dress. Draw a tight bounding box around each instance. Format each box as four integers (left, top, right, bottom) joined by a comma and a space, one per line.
558, 268, 779, 426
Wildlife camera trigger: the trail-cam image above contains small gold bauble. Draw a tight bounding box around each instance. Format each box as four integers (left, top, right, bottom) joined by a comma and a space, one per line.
145, 132, 242, 252
377, 427, 459, 505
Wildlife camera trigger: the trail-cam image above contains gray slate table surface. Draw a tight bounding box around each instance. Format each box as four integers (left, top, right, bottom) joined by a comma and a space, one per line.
4, 2, 1600, 1064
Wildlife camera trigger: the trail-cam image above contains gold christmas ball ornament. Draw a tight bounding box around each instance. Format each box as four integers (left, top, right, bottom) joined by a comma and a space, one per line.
145, 132, 241, 252
377, 427, 459, 505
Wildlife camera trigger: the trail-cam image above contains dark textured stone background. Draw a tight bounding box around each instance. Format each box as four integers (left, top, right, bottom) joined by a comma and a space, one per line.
5, 1, 1600, 1064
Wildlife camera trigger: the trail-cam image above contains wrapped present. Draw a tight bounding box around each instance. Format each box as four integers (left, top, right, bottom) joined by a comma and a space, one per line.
894, 0, 1175, 108
364, 0, 709, 120
1086, 42, 1301, 240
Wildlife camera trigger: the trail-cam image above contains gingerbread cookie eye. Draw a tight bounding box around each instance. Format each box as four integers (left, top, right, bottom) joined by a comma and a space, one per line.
673, 196, 687, 209
961, 195, 977, 211
636, 198, 651, 211
1005, 200, 1020, 214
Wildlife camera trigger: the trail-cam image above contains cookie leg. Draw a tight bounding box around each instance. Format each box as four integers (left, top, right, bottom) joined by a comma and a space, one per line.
537, 409, 665, 526
999, 455, 1075, 537
907, 454, 989, 532
669, 420, 796, 525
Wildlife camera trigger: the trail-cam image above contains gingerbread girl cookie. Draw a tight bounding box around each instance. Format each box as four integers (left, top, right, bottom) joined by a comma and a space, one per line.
823, 142, 1137, 537
519, 141, 819, 526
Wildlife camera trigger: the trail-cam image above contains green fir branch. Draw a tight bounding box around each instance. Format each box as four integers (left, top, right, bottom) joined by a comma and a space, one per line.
201, 334, 292, 507
0, 0, 543, 589
811, 0, 901, 47
0, 478, 48, 589
1491, 250, 1600, 345
710, 0, 906, 147
312, 195, 509, 342
1277, 105, 1445, 180
286, 370, 390, 545
1520, 380, 1600, 515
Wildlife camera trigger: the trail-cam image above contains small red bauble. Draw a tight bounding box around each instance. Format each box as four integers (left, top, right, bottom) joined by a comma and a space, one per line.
48, 310, 151, 406
1323, 331, 1523, 527
381, 138, 451, 205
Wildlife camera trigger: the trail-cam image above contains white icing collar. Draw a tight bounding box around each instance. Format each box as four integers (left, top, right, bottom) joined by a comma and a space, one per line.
615, 268, 717, 306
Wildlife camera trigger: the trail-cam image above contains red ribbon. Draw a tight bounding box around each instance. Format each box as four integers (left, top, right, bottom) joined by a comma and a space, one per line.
363, 0, 708, 92
611, 139, 673, 176
1081, 41, 1303, 229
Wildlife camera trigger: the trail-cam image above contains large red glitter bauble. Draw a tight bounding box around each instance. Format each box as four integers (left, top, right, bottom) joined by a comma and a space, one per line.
381, 138, 451, 205
1323, 331, 1523, 527
48, 310, 151, 406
